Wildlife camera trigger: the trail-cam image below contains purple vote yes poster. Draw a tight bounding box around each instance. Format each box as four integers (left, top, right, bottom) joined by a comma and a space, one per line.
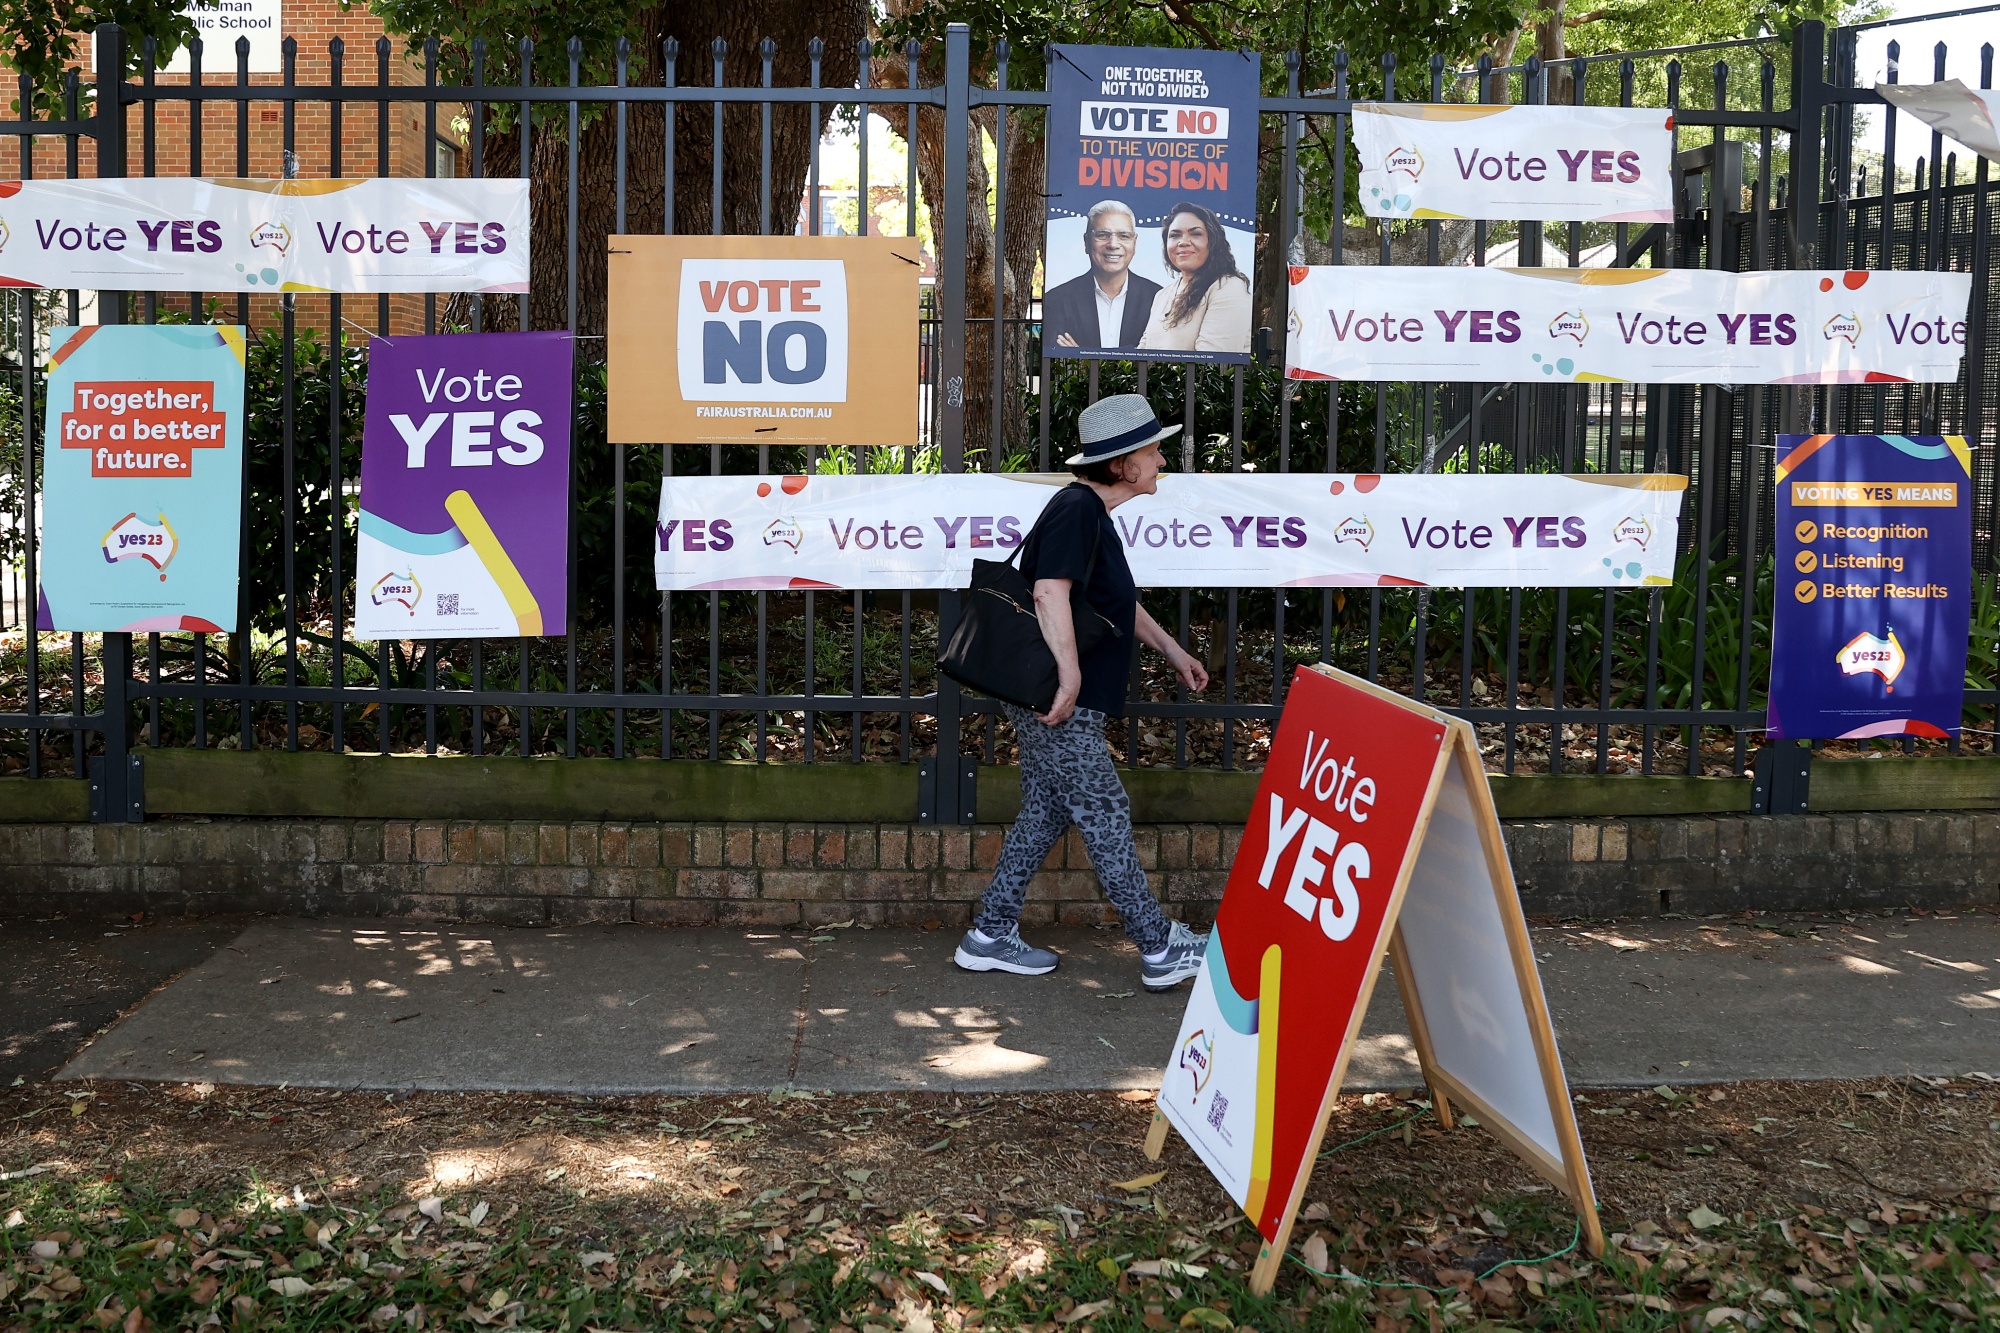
356, 332, 574, 639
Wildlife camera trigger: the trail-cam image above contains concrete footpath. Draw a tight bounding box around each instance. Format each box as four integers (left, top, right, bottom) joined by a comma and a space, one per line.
55, 913, 2000, 1094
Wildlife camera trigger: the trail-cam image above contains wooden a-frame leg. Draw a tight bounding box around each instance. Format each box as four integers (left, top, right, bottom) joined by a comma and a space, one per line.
1249, 1238, 1284, 1295
1143, 1110, 1170, 1160
1388, 927, 1455, 1130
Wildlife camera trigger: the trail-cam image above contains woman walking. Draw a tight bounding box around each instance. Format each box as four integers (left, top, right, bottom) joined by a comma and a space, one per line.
954, 394, 1212, 990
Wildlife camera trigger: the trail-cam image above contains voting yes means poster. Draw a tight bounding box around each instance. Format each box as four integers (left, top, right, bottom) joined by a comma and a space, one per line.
1149, 665, 1601, 1294
606, 236, 921, 447
36, 324, 246, 633
1769, 434, 1972, 741
1044, 46, 1259, 363
356, 332, 575, 639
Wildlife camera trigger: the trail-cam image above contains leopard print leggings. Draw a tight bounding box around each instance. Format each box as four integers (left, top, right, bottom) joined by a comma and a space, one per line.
973, 704, 1172, 954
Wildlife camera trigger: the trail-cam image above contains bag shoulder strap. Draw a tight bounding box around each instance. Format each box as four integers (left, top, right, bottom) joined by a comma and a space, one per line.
1018, 484, 1104, 583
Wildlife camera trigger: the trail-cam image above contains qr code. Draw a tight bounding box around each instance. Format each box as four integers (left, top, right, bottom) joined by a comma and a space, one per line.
436, 593, 460, 616
1206, 1092, 1228, 1130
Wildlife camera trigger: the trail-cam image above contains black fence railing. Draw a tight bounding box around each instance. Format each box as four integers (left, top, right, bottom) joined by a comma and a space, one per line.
2, 16, 1997, 822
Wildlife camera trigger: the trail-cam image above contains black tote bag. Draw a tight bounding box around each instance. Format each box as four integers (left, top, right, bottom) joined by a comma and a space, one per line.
937, 501, 1123, 713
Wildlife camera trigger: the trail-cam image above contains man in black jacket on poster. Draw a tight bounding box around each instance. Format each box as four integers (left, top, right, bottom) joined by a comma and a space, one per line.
1042, 200, 1160, 355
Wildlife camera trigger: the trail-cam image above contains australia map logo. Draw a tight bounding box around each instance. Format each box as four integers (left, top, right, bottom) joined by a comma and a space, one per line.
369, 569, 422, 614
100, 512, 176, 578
1178, 1028, 1214, 1102
1549, 311, 1590, 345
763, 517, 803, 553
1332, 515, 1375, 551
1822, 312, 1862, 346
249, 220, 292, 255
1382, 146, 1424, 180
1612, 515, 1653, 549
1837, 629, 1905, 689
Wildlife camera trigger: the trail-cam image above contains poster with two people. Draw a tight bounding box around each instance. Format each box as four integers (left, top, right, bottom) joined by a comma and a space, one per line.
1044, 46, 1260, 364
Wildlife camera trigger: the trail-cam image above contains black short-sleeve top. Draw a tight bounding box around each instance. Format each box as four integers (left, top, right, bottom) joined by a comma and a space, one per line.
1020, 482, 1139, 716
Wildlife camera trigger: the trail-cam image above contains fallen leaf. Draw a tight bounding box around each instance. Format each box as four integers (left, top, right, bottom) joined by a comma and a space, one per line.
844, 1169, 874, 1184
1614, 1294, 1676, 1312
1061, 1300, 1112, 1324
578, 1251, 616, 1270
1704, 1307, 1747, 1327
1180, 1310, 1232, 1330
1300, 1231, 1330, 1274
1688, 1206, 1727, 1231
170, 1209, 201, 1230
913, 1271, 950, 1296
467, 1202, 489, 1228
1118, 1090, 1155, 1103
268, 1277, 314, 1299
1111, 1171, 1166, 1192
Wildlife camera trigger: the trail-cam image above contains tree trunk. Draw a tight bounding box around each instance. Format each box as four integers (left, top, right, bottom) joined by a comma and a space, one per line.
870, 2, 1041, 465
465, 0, 866, 336
1536, 0, 1572, 105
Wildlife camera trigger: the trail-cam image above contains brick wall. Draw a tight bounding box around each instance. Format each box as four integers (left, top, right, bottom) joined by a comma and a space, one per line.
2, 812, 1995, 924
9, 2, 457, 335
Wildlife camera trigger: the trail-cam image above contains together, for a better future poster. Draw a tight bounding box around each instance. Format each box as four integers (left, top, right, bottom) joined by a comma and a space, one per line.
355, 331, 574, 640
36, 323, 247, 633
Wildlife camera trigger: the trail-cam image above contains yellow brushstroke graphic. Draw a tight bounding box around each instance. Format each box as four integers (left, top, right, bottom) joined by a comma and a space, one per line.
1947, 434, 1973, 477
211, 177, 369, 196
1410, 207, 1471, 220
1571, 474, 1688, 490
1360, 103, 1510, 122
444, 489, 544, 636
1242, 943, 1283, 1227
1775, 433, 1833, 481
218, 325, 247, 366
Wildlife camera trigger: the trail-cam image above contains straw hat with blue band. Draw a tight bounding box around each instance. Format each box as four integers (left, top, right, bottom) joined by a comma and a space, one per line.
1066, 393, 1183, 467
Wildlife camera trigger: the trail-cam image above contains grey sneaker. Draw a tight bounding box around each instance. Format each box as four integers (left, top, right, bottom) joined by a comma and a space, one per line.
1141, 920, 1207, 991
953, 928, 1059, 976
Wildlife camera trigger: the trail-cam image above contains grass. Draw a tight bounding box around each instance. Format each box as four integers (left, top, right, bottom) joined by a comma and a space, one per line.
4, 1168, 1994, 1331
3, 1073, 1995, 1332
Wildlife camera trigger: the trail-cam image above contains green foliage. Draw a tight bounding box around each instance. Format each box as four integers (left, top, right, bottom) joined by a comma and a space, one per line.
0, 0, 207, 118
360, 0, 651, 131
240, 319, 369, 635
880, 0, 1529, 100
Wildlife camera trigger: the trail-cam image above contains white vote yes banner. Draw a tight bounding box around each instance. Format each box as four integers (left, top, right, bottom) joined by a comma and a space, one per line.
654, 472, 1685, 591
0, 178, 530, 293
1875, 80, 2000, 167
1352, 104, 1673, 222
1285, 266, 1971, 385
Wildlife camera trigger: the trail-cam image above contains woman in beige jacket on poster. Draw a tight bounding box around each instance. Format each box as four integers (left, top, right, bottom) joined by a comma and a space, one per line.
1138, 201, 1253, 356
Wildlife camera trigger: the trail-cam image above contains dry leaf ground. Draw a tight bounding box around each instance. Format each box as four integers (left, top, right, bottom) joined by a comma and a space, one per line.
3, 1073, 1995, 1331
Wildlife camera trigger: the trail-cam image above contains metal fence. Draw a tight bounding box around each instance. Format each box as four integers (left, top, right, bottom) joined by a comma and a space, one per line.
1, 15, 1996, 822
